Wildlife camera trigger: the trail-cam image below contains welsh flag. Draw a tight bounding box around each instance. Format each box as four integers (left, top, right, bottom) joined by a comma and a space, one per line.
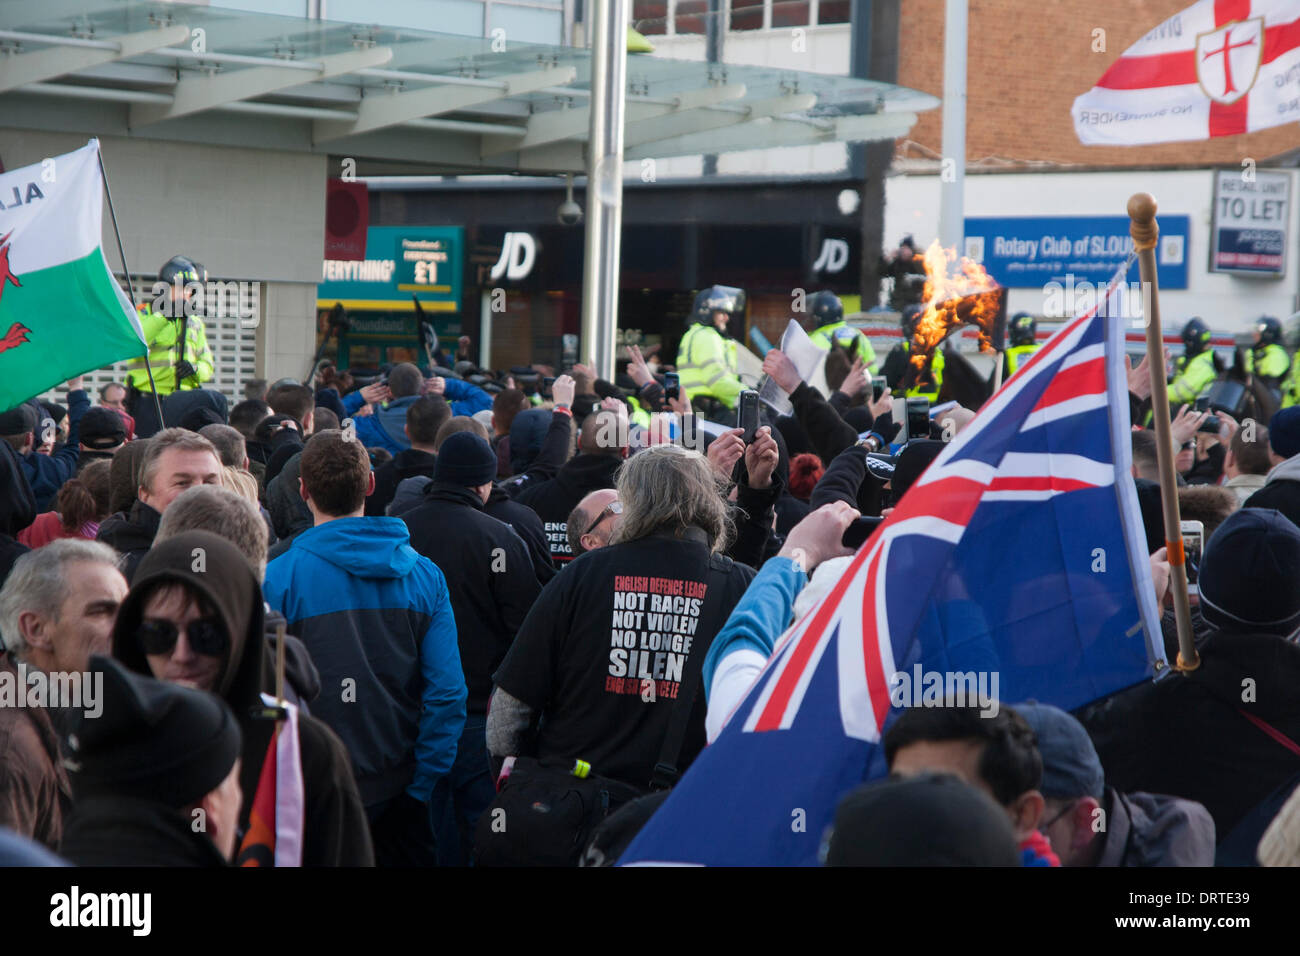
0, 139, 146, 410
1072, 0, 1300, 145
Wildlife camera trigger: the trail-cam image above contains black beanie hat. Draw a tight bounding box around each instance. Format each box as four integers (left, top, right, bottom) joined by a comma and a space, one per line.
434, 431, 497, 487
891, 439, 946, 498
824, 772, 1020, 866
0, 403, 36, 437
1199, 508, 1300, 637
66, 655, 241, 809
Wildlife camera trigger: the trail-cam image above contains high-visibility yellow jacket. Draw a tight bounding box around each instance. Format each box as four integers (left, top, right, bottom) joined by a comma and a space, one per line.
899, 341, 944, 401
126, 306, 214, 395
677, 321, 744, 410
809, 321, 877, 371
1167, 350, 1217, 406
1005, 343, 1040, 376
1245, 343, 1291, 381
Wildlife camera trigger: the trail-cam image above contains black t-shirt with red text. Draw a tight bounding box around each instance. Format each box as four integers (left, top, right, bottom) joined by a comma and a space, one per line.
493, 529, 755, 791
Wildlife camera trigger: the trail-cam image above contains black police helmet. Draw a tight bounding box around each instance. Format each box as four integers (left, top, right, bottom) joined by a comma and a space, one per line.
159, 255, 200, 288
809, 290, 843, 326
1181, 316, 1210, 352
1257, 315, 1282, 346
1010, 312, 1037, 347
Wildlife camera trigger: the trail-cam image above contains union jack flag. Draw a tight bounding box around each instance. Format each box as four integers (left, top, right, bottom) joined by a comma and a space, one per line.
621, 263, 1167, 866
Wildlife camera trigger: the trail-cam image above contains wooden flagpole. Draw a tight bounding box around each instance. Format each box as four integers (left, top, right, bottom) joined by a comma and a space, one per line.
1128, 192, 1198, 671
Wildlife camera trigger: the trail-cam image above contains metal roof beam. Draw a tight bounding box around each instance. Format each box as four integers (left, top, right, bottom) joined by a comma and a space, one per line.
313, 65, 574, 143
624, 91, 814, 149
0, 25, 190, 94
129, 46, 394, 127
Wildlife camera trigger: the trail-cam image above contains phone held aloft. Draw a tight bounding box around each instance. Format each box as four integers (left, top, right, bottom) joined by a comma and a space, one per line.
738, 390, 760, 444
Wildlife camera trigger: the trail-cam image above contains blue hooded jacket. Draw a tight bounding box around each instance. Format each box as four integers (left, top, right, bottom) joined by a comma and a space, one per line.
342, 379, 492, 455
263, 517, 467, 805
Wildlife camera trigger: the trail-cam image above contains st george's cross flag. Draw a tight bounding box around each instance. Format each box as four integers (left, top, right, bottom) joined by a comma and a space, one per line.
1073, 0, 1300, 145
619, 260, 1168, 866
0, 140, 146, 411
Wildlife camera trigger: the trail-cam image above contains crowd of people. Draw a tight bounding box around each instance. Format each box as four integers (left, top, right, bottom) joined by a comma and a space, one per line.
5, 271, 1300, 870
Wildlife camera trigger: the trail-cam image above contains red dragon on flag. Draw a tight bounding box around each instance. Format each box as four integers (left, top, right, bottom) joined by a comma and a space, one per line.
0, 232, 29, 355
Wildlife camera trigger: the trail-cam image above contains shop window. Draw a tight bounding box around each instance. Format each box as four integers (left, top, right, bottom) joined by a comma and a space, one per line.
817, 0, 851, 24
675, 0, 708, 34
729, 0, 764, 31
633, 0, 668, 35
772, 0, 809, 27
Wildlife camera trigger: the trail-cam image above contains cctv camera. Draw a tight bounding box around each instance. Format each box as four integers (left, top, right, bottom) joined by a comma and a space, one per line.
557, 199, 583, 226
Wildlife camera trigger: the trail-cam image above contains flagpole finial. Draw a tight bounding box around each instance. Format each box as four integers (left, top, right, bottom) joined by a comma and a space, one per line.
1127, 193, 1159, 251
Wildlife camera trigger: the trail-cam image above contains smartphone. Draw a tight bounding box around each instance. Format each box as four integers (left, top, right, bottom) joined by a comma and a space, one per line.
542, 376, 556, 397
905, 397, 931, 442
872, 376, 888, 401
1193, 396, 1211, 413
841, 515, 885, 550
664, 372, 680, 401
1181, 519, 1204, 596
737, 389, 761, 444
1197, 413, 1221, 435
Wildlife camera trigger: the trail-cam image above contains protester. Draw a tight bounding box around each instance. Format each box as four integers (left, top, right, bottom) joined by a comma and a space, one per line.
264, 382, 316, 484
262, 430, 466, 866
0, 540, 127, 848
1223, 423, 1271, 504
113, 530, 373, 866
884, 704, 1059, 866
1080, 508, 1300, 863
18, 458, 112, 547
485, 444, 756, 857
99, 381, 135, 440
97, 428, 223, 580
823, 773, 1020, 867
2, 377, 89, 512
401, 431, 542, 864
511, 402, 624, 564
566, 488, 621, 557
491, 388, 531, 477
59, 656, 243, 867
341, 363, 491, 456
1015, 702, 1214, 866
0, 440, 35, 584
1242, 407, 1300, 527
366, 395, 449, 517
76, 406, 128, 467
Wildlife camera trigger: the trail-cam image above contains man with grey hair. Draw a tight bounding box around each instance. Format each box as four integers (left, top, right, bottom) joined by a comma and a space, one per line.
97, 427, 223, 580
481, 444, 755, 865
0, 539, 128, 848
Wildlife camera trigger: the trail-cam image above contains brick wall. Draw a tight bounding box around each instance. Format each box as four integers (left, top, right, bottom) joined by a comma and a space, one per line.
898, 0, 1298, 166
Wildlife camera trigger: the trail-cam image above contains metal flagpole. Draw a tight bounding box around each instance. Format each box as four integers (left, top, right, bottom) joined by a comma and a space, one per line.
579, 0, 629, 381
1128, 192, 1198, 672
98, 151, 166, 428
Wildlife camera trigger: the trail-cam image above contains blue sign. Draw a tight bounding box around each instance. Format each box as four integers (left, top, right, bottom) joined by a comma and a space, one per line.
964, 216, 1190, 290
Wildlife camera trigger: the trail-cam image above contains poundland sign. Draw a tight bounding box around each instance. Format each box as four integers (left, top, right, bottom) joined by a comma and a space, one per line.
318, 226, 463, 311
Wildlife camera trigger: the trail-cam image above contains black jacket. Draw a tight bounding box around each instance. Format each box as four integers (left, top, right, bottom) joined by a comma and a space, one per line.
512, 452, 624, 564
368, 447, 437, 517
1078, 630, 1300, 845
60, 794, 232, 866
402, 482, 543, 714
1242, 457, 1300, 530
95, 500, 161, 582
0, 440, 35, 585
485, 486, 557, 585
789, 382, 859, 466
113, 533, 374, 866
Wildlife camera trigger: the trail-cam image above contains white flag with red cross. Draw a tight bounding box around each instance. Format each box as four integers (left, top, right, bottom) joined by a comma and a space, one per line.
1072, 0, 1300, 145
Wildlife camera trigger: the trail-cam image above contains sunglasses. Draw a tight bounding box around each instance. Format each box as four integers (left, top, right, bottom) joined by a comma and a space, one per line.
582, 500, 623, 538
138, 617, 229, 658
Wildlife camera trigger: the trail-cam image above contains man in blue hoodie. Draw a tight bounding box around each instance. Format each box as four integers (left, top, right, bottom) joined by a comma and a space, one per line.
263, 428, 466, 867
342, 363, 491, 456
0, 377, 90, 512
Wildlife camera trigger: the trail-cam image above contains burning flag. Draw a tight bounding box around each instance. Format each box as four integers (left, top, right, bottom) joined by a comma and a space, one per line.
0, 140, 146, 410
903, 240, 1004, 399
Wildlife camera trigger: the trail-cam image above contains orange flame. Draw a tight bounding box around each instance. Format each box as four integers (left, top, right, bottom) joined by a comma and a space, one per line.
909, 240, 1002, 370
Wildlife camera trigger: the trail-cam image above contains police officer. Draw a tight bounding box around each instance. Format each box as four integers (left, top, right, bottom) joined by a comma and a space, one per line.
880, 304, 943, 400
805, 290, 876, 371
677, 285, 747, 419
126, 254, 215, 406
1245, 315, 1291, 393
1167, 317, 1220, 406
1004, 312, 1041, 378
